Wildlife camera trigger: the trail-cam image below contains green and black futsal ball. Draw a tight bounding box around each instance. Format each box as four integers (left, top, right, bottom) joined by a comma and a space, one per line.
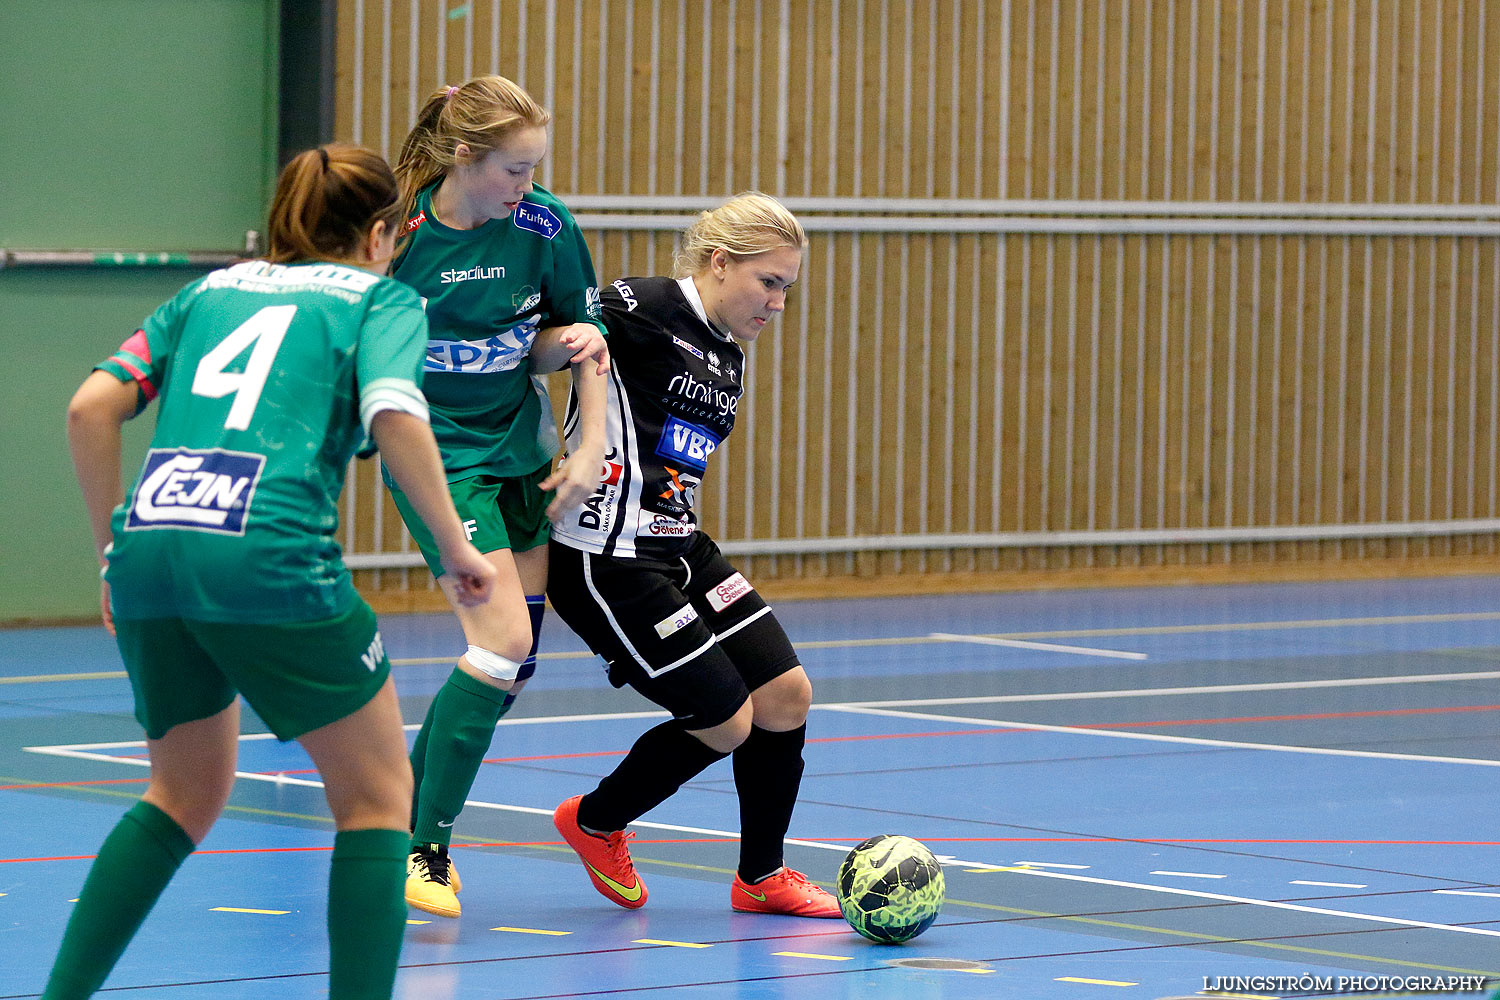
836, 835, 945, 943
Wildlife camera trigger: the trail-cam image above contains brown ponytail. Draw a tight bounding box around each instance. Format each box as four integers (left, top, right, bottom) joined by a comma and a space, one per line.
264, 144, 402, 264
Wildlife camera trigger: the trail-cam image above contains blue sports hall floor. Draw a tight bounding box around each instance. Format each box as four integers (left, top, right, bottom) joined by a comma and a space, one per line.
2, 574, 1499, 999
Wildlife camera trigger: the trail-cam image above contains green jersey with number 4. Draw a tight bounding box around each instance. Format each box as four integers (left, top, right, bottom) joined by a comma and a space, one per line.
391, 183, 605, 481
98, 260, 430, 623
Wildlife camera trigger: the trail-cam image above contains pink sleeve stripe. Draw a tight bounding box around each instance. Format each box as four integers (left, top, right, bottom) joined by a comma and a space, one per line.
113, 330, 158, 402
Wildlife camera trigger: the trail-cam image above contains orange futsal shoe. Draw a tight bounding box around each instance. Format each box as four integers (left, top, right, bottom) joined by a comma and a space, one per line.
731, 868, 842, 917
553, 795, 648, 909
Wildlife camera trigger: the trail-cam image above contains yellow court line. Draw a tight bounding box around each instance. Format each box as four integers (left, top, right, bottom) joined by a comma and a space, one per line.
493, 926, 571, 936
772, 952, 853, 962
634, 938, 712, 948
1055, 977, 1139, 987
211, 907, 289, 915
406, 919, 430, 925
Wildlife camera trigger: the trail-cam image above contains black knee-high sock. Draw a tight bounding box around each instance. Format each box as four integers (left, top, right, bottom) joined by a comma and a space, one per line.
577, 720, 727, 833
733, 724, 807, 882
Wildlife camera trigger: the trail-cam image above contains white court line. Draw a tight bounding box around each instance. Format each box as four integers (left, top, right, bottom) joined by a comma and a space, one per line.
1012, 867, 1500, 939
816, 704, 1500, 766
829, 669, 1500, 709
1434, 890, 1500, 898
929, 632, 1148, 660
1291, 880, 1368, 889
1150, 870, 1227, 879
21, 739, 1500, 940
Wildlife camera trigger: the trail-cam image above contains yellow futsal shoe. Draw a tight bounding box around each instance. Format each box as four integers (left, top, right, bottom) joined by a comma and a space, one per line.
406, 844, 460, 918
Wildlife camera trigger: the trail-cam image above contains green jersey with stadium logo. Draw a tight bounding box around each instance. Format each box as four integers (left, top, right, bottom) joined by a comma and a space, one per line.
392, 182, 605, 483
98, 260, 429, 623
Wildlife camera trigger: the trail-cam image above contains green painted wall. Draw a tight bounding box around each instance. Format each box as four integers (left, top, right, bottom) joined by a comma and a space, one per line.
0, 1, 279, 622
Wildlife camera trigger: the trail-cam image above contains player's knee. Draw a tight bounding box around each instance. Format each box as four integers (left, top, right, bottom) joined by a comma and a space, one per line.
460, 643, 527, 687
690, 700, 754, 753
750, 667, 812, 730
143, 784, 225, 845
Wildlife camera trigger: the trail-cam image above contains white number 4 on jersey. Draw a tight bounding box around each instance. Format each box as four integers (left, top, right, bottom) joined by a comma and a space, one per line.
191, 304, 295, 430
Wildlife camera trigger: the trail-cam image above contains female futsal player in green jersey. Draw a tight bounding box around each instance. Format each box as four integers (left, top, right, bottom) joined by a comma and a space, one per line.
47, 145, 495, 1000
390, 74, 609, 918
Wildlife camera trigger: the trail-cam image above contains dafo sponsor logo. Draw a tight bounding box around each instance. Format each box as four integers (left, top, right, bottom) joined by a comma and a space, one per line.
577, 447, 622, 532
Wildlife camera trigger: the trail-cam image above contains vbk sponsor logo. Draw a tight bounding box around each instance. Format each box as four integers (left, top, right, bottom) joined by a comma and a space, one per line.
671, 335, 704, 360
656, 416, 721, 472
636, 512, 696, 538
654, 603, 699, 638
612, 279, 638, 311
126, 448, 265, 535
706, 572, 753, 612
513, 201, 561, 239
361, 632, 386, 672
440, 264, 506, 284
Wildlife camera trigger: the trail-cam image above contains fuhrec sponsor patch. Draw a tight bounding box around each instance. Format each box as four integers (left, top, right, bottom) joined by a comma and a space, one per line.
706, 572, 753, 612
126, 448, 265, 535
512, 201, 561, 239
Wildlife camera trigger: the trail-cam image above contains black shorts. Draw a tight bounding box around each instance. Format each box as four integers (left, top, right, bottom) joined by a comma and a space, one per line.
546, 533, 800, 729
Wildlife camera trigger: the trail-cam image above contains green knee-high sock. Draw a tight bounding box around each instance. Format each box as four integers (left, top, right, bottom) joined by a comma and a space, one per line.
327, 829, 408, 1000
41, 800, 195, 1000
411, 667, 514, 846
407, 693, 440, 833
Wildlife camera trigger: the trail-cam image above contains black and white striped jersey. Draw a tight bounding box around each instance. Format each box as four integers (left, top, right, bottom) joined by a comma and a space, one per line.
551, 275, 744, 561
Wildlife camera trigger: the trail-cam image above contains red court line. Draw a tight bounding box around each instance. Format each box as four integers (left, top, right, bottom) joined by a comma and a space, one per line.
0, 777, 149, 791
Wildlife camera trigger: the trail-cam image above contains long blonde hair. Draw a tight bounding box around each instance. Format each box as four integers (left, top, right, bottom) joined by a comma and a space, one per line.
671, 192, 808, 278
394, 75, 551, 227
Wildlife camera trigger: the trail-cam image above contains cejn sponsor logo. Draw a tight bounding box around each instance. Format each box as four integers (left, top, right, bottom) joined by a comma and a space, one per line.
654, 603, 699, 638
667, 371, 739, 417
126, 448, 265, 535
637, 512, 696, 538
513, 201, 561, 239
706, 572, 753, 612
440, 264, 506, 284
655, 416, 721, 472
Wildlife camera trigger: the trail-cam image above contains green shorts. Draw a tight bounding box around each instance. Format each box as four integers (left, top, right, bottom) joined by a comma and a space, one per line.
389, 463, 553, 577
114, 598, 390, 742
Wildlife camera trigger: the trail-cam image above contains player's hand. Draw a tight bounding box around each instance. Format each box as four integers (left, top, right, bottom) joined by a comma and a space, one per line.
99, 578, 115, 636
440, 544, 497, 607
560, 323, 611, 375
541, 443, 605, 521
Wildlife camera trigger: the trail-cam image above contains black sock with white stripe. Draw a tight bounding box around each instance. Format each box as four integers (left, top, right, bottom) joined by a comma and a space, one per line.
577, 720, 727, 833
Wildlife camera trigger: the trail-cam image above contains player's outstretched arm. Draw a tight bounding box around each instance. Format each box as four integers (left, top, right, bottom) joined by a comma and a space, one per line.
542, 359, 608, 521
370, 410, 497, 605
66, 371, 140, 634
530, 322, 611, 375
